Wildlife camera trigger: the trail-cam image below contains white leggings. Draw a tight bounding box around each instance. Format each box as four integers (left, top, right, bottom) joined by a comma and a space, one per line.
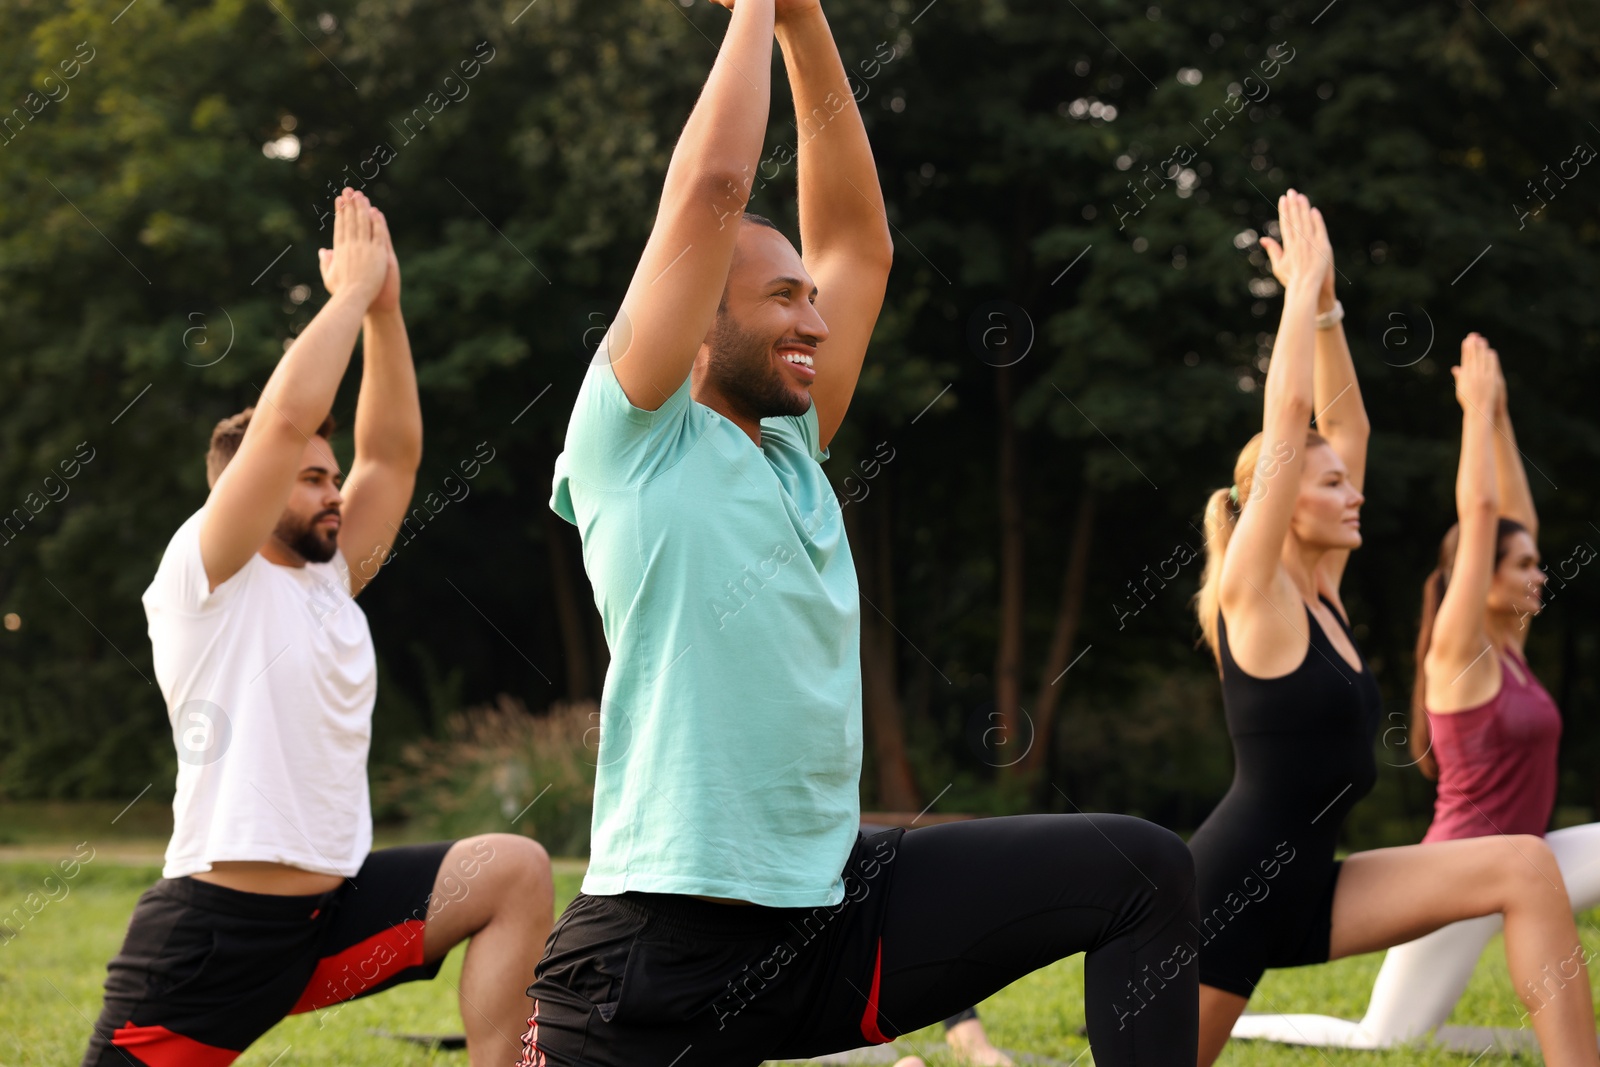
1231, 823, 1600, 1049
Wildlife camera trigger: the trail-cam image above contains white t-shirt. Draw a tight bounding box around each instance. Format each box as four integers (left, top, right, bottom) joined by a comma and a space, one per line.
143, 508, 378, 879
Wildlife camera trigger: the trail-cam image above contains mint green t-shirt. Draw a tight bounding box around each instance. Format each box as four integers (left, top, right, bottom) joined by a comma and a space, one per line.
550, 352, 863, 907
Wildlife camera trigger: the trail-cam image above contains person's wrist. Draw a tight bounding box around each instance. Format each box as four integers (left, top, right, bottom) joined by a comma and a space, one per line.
1284, 278, 1321, 303
328, 288, 370, 313
330, 287, 382, 319
773, 4, 824, 33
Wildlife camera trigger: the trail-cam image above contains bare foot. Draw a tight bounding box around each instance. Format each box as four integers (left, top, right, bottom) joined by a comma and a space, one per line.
946, 1017, 1015, 1067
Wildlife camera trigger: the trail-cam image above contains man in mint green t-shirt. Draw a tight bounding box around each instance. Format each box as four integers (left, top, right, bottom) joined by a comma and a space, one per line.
552, 275, 864, 908
522, 2, 1198, 1066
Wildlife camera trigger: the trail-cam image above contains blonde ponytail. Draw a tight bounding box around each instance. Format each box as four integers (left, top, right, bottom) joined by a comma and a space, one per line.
1193, 428, 1331, 663
1194, 485, 1243, 663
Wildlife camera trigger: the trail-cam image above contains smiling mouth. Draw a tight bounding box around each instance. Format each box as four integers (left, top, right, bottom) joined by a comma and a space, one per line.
776, 347, 816, 382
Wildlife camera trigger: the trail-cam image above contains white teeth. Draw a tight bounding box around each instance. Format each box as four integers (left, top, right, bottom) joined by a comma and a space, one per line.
781, 353, 813, 367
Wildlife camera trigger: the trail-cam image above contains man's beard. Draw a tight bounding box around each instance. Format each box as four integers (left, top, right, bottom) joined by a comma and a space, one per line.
274, 509, 339, 563
706, 310, 810, 422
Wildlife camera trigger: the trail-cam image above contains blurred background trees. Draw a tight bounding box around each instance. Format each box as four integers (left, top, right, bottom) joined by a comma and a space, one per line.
3, 0, 1598, 851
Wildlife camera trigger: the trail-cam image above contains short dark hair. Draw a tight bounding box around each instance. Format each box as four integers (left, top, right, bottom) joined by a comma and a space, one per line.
207, 406, 336, 488
719, 213, 785, 313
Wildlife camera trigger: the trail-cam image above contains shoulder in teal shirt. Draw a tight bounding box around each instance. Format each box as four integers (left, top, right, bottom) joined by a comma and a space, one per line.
551, 351, 862, 906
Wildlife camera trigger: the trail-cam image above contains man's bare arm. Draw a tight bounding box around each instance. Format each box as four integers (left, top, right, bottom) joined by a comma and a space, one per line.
608, 0, 776, 410
198, 192, 387, 591
777, 2, 893, 449
338, 207, 422, 597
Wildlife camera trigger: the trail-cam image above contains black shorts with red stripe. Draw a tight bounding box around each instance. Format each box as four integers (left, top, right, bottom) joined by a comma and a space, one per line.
520, 827, 908, 1067
82, 841, 454, 1067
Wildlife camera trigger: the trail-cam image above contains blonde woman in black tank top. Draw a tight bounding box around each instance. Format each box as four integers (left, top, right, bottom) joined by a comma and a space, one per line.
1186, 191, 1599, 1067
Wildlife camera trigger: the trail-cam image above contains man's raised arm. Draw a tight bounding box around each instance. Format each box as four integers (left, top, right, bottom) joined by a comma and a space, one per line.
777, 0, 894, 450
198, 190, 388, 591
337, 202, 423, 597
607, 0, 776, 410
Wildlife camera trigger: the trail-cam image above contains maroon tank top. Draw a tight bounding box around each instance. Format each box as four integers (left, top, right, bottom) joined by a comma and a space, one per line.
1423, 646, 1562, 842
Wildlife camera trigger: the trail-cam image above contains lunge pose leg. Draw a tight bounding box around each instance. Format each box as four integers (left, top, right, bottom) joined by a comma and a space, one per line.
858, 821, 1014, 1066
528, 1, 1197, 1064
1186, 192, 1598, 1067
83, 190, 553, 1067
1232, 345, 1600, 1049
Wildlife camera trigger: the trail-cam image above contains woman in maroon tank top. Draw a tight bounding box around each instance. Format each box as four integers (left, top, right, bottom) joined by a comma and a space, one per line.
1415, 525, 1561, 843
1394, 334, 1600, 1035
1231, 341, 1600, 1050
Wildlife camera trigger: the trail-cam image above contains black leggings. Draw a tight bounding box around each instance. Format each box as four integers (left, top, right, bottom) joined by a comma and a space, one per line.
521, 813, 1198, 1066
859, 821, 984, 1037
876, 815, 1198, 1062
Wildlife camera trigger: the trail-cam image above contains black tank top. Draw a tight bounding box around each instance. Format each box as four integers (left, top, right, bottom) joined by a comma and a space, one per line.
1185, 593, 1384, 992
1216, 594, 1382, 821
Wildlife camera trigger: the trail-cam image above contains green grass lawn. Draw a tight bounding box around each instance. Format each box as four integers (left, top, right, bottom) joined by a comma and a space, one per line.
2, 845, 1595, 1067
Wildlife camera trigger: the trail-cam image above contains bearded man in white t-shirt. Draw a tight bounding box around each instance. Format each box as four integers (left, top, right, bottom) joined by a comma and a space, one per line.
83, 188, 553, 1067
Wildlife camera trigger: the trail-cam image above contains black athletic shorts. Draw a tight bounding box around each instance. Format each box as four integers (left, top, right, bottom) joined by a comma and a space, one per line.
82, 841, 454, 1067
520, 827, 907, 1066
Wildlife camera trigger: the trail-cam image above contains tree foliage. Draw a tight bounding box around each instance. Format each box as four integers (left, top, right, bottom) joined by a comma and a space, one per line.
2, 0, 1598, 847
